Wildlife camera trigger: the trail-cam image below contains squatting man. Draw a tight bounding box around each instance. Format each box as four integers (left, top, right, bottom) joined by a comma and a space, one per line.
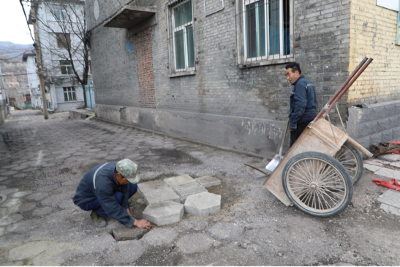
73, 159, 151, 229
285, 62, 317, 146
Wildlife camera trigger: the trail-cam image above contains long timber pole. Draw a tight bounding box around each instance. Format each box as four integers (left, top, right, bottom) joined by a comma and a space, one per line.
31, 2, 48, 120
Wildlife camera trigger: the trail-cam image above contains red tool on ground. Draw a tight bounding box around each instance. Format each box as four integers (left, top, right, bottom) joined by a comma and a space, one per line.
372, 178, 400, 191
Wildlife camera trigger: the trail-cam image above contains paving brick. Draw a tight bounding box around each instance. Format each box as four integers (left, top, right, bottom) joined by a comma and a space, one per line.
176, 233, 214, 254
137, 180, 180, 205
377, 154, 400, 162
112, 224, 149, 241
208, 222, 245, 240
195, 176, 221, 188
174, 182, 208, 203
363, 163, 382, 172
184, 192, 221, 216
374, 168, 400, 180
164, 174, 196, 189
141, 227, 179, 247
377, 190, 400, 209
142, 201, 184, 226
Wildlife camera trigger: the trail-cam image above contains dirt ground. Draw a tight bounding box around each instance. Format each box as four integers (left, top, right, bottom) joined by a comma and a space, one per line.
0, 110, 400, 265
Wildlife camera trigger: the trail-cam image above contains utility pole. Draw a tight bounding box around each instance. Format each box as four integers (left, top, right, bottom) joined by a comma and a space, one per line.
30, 1, 48, 120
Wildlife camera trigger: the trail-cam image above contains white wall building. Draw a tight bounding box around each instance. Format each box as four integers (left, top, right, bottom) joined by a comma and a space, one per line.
22, 52, 42, 109
29, 0, 91, 112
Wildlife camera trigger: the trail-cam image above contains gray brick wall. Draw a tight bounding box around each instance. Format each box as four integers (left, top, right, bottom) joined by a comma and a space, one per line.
86, 0, 351, 120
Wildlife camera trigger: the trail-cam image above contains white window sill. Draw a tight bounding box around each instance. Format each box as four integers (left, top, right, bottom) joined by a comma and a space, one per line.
239, 57, 295, 69
169, 70, 196, 78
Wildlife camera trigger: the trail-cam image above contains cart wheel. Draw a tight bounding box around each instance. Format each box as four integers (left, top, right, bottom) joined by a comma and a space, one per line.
334, 141, 363, 185
282, 152, 353, 217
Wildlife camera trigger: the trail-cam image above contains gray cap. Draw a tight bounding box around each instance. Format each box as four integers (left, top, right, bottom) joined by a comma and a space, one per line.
116, 159, 140, 184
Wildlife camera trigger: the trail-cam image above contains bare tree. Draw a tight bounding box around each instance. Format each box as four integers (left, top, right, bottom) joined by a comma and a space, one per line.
31, 0, 90, 104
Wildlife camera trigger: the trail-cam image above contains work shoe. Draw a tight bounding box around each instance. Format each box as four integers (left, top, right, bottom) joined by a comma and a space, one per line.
90, 211, 107, 228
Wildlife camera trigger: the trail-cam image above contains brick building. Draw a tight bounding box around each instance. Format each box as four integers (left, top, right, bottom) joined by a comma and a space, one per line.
86, 0, 400, 156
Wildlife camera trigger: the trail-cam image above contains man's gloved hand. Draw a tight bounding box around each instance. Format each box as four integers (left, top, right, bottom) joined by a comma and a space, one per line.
290, 122, 297, 131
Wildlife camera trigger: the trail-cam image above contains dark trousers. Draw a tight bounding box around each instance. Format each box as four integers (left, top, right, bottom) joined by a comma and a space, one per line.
290, 121, 312, 147
80, 183, 137, 218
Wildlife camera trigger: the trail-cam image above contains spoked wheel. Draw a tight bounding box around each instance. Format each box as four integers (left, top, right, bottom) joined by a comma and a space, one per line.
282, 152, 353, 217
334, 141, 363, 185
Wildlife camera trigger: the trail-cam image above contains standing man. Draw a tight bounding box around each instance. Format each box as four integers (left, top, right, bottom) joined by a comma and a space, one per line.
285, 62, 317, 146
73, 159, 151, 229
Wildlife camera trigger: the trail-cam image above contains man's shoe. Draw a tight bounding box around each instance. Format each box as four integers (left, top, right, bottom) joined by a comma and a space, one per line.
90, 211, 107, 228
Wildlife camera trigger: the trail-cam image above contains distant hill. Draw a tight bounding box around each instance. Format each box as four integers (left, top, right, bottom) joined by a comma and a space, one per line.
0, 41, 34, 59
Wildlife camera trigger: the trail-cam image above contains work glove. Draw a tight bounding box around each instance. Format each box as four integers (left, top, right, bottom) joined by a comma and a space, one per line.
290, 122, 297, 131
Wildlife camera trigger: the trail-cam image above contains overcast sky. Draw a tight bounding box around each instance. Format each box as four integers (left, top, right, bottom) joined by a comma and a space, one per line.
0, 0, 34, 45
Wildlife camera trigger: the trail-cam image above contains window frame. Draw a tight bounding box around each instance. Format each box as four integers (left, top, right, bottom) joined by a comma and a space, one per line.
237, 0, 294, 66
168, 0, 196, 76
53, 5, 67, 21
56, 33, 71, 49
60, 60, 73, 75
63, 87, 76, 101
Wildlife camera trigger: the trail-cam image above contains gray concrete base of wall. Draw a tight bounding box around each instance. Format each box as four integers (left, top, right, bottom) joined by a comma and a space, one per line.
94, 104, 289, 158
69, 109, 92, 120
347, 100, 400, 152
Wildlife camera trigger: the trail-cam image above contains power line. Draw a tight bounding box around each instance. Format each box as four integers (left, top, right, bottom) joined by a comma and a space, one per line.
19, 0, 35, 43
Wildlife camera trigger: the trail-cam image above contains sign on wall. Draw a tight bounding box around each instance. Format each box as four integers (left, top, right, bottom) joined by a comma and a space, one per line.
377, 0, 399, 11
397, 8, 400, 45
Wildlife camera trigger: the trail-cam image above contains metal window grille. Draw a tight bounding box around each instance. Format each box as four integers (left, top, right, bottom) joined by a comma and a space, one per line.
171, 0, 195, 72
63, 87, 76, 101
243, 0, 292, 62
60, 60, 73, 75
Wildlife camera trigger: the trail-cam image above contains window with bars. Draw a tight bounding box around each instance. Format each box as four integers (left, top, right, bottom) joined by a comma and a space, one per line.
63, 87, 76, 101
171, 0, 195, 72
56, 33, 71, 49
242, 0, 292, 62
53, 5, 67, 21
60, 60, 73, 75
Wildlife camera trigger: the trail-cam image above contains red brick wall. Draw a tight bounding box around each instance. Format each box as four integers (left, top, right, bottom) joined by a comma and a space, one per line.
134, 28, 156, 108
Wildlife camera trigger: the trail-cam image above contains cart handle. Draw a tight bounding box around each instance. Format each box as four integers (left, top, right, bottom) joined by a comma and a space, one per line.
313, 57, 369, 122
347, 136, 373, 158
323, 58, 373, 117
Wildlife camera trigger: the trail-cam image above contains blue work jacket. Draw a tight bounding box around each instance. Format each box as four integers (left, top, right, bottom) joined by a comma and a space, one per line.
289, 75, 317, 127
72, 162, 134, 227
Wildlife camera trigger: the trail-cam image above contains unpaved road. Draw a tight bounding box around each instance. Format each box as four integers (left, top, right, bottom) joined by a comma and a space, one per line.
0, 109, 399, 265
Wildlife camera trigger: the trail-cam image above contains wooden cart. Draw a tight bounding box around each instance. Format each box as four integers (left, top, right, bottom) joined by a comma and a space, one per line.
262, 57, 374, 217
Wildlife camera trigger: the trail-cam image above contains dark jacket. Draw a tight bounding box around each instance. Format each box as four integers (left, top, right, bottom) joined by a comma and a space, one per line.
72, 162, 134, 227
289, 75, 317, 127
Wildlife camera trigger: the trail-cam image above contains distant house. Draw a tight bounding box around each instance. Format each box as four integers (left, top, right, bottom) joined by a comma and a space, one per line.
22, 51, 42, 109
28, 0, 92, 112
86, 0, 400, 156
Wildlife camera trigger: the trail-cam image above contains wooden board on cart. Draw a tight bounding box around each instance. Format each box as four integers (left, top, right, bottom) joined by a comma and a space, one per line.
263, 118, 348, 206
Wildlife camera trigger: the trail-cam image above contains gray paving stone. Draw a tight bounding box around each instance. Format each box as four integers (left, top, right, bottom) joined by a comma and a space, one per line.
176, 233, 214, 254
184, 192, 221, 216
174, 182, 208, 203
164, 174, 196, 189
377, 190, 400, 209
105, 240, 147, 265
363, 164, 382, 172
195, 176, 221, 187
378, 154, 400, 162
141, 227, 179, 247
374, 168, 400, 179
112, 224, 149, 241
138, 180, 180, 205
32, 207, 53, 217
142, 201, 184, 226
208, 222, 245, 241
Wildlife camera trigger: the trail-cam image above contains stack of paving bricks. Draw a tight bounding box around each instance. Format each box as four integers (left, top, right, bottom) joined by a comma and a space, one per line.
137, 175, 221, 226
